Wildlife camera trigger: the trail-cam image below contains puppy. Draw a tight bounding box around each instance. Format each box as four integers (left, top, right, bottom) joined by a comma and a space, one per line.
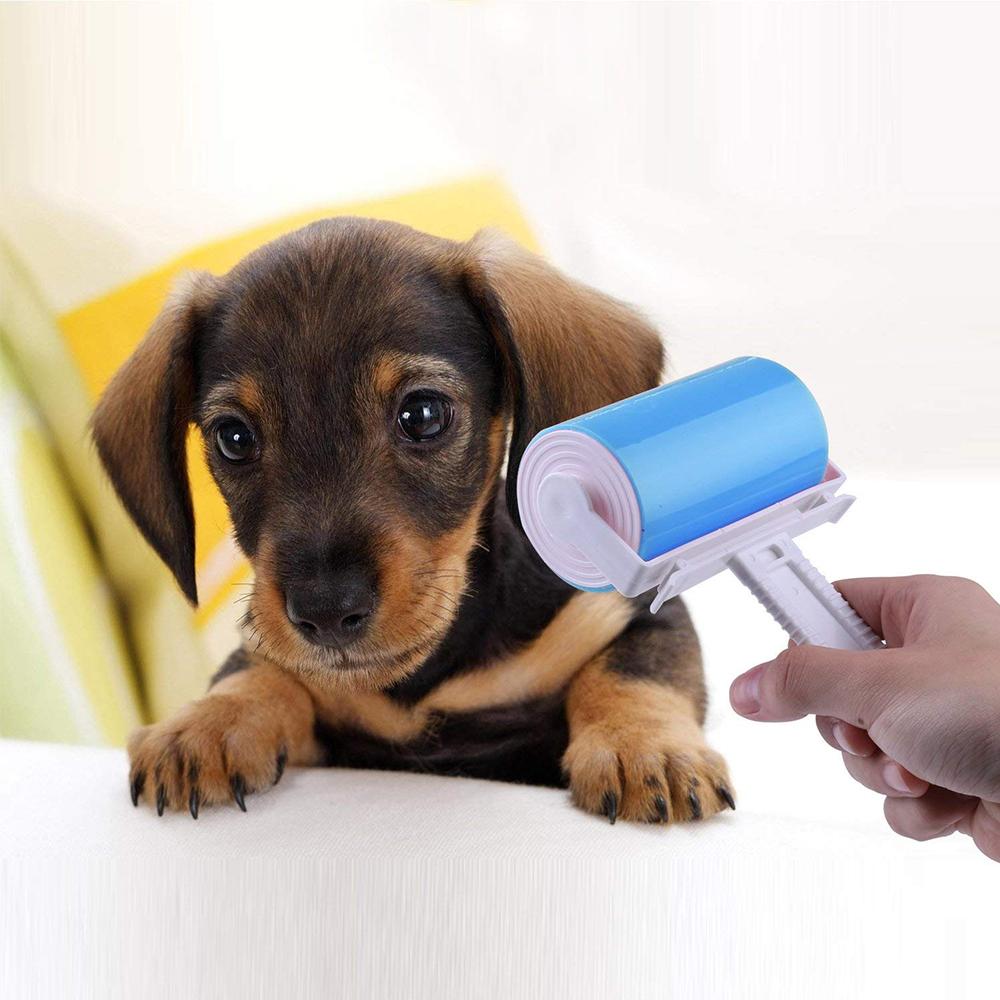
92, 219, 733, 823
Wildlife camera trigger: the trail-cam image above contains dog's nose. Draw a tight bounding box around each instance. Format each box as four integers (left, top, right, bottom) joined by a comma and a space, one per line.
284, 568, 376, 648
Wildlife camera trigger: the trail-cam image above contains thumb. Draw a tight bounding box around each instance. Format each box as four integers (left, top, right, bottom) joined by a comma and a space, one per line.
730, 643, 898, 725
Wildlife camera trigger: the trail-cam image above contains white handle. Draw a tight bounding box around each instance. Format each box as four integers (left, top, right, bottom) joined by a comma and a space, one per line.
728, 534, 883, 651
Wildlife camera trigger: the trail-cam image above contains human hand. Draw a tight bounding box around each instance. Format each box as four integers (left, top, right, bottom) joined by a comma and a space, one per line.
729, 575, 1000, 861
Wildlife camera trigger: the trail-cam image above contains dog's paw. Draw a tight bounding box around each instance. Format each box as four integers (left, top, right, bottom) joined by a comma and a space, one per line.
563, 725, 735, 825
127, 694, 290, 817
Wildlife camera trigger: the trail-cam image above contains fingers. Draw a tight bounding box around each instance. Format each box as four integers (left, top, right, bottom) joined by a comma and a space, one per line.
816, 714, 991, 854
815, 713, 992, 856
730, 644, 901, 727
814, 716, 927, 795
966, 800, 1000, 862
841, 751, 929, 797
835, 574, 1000, 647
815, 716, 878, 757
883, 786, 978, 842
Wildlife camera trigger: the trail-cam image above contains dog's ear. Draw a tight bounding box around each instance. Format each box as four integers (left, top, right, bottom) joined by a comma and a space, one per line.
91, 272, 218, 605
461, 230, 664, 527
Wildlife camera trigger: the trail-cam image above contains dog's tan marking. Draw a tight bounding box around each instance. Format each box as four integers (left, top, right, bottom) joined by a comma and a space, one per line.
562, 657, 733, 823
372, 351, 467, 399
366, 499, 483, 686
234, 375, 266, 415
371, 354, 404, 398
127, 658, 319, 813
423, 591, 633, 714
307, 685, 428, 744
200, 375, 268, 424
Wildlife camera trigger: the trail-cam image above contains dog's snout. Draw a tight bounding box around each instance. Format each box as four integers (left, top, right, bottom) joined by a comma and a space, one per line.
284, 566, 377, 649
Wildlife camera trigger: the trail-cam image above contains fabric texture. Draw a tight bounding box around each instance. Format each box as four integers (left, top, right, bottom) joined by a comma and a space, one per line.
1, 738, 993, 1000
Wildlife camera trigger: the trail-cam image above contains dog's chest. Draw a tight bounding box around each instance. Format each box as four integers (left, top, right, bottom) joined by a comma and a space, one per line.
314, 693, 569, 787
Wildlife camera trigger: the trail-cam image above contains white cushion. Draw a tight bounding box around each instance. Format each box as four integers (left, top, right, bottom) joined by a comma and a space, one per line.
2, 734, 994, 999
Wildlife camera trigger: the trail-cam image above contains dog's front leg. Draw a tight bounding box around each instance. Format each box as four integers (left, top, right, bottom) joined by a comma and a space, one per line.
562, 600, 735, 824
126, 650, 319, 816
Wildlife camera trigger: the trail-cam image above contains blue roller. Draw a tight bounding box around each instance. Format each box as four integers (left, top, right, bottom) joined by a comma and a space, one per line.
534, 356, 829, 560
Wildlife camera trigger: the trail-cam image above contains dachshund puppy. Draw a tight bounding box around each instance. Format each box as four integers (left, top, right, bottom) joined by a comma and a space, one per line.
92, 219, 733, 823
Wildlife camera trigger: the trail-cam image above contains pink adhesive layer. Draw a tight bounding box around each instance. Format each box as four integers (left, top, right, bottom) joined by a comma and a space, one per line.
517, 429, 642, 589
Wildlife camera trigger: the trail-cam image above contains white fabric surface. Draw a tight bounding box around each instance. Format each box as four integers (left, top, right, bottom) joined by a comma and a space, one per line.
1, 737, 997, 1000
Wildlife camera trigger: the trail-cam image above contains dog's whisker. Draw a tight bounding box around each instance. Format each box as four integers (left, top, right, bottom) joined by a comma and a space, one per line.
419, 589, 460, 601
413, 569, 463, 578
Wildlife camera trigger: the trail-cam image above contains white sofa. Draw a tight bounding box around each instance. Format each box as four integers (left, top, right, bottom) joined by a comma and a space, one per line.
1, 728, 995, 1000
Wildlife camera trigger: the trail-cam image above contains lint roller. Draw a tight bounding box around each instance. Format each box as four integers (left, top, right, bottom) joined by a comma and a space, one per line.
518, 356, 883, 651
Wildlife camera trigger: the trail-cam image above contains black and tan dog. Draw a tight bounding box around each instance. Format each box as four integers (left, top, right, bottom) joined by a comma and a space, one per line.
92, 219, 733, 824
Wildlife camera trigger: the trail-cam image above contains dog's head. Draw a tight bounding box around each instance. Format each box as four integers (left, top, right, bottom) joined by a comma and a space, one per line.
92, 219, 662, 688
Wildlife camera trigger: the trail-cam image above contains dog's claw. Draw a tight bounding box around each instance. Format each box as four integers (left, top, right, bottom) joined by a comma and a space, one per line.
718, 786, 736, 811
688, 788, 702, 821
602, 790, 618, 825
275, 747, 287, 785
130, 771, 145, 808
654, 794, 669, 823
156, 784, 167, 817
231, 774, 247, 812
189, 787, 200, 820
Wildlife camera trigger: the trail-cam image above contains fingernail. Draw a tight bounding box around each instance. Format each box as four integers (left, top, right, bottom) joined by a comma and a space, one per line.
833, 722, 864, 757
884, 762, 917, 795
731, 666, 763, 715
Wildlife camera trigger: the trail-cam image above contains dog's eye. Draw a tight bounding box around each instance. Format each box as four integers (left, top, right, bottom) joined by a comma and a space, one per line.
397, 392, 453, 443
215, 419, 258, 463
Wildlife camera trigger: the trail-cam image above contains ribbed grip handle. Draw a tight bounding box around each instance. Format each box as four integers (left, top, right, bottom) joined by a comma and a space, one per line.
729, 534, 883, 651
